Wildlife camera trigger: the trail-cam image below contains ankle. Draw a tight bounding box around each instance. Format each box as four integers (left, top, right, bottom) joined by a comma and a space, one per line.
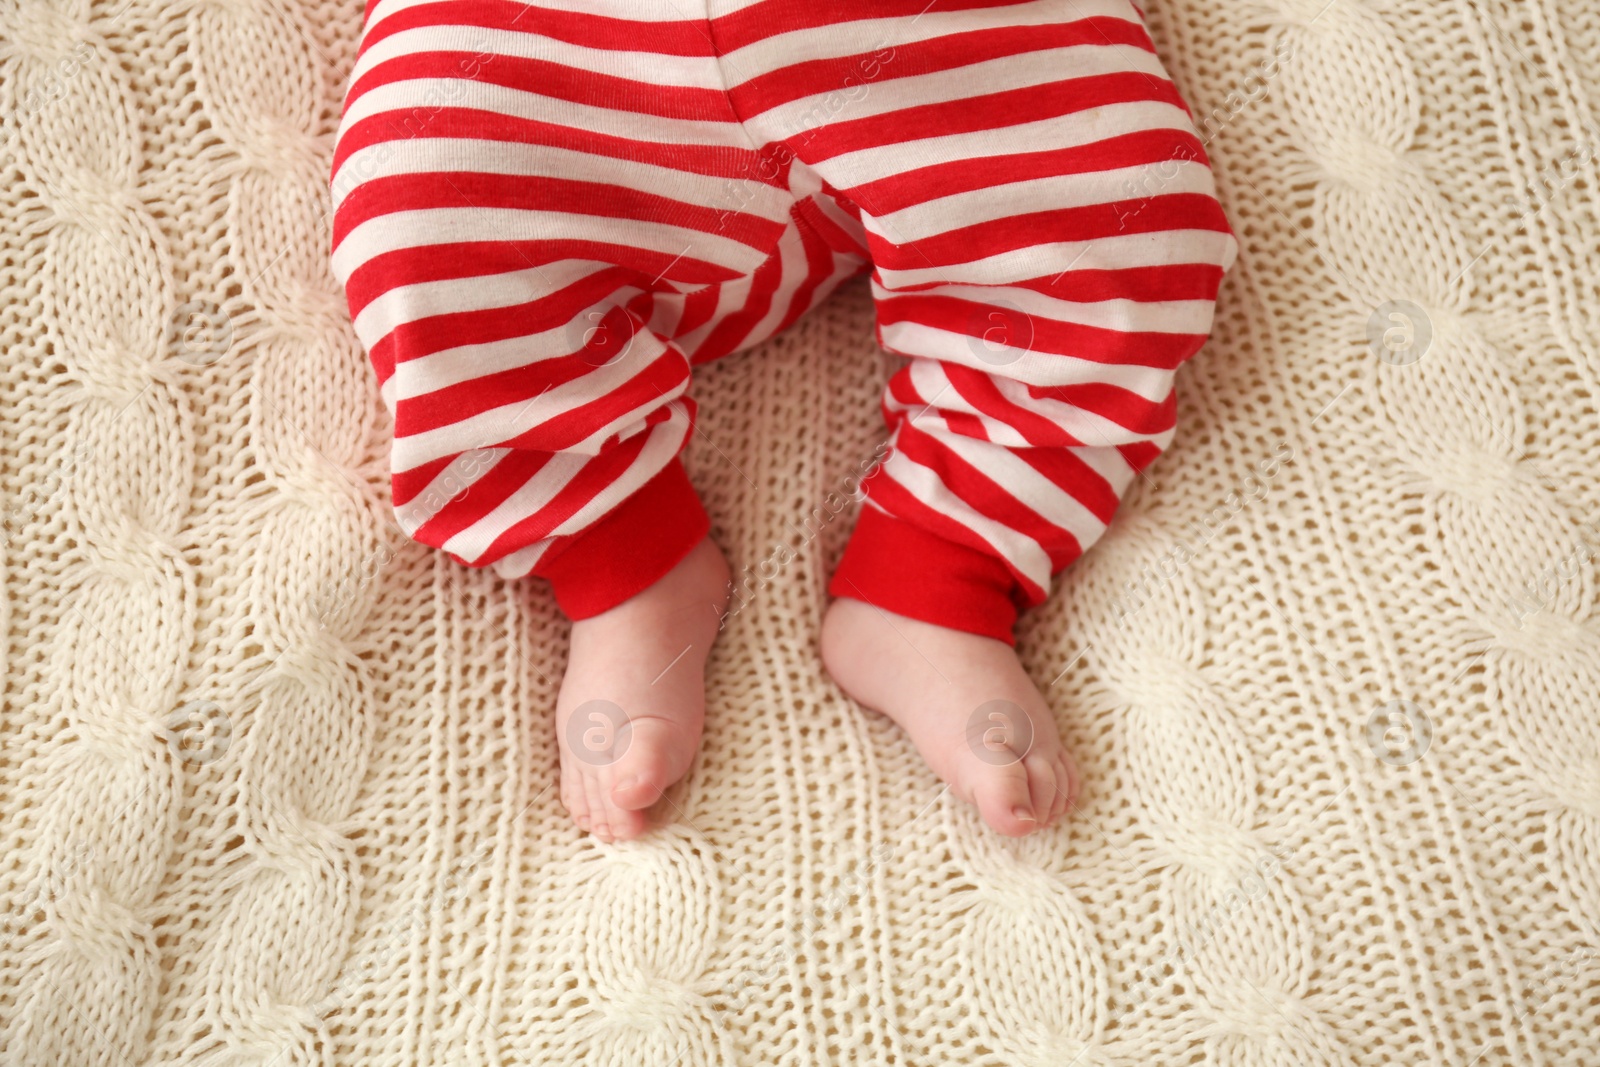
577, 535, 730, 633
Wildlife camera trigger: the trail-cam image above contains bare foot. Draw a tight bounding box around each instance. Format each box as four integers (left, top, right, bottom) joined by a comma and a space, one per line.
820, 596, 1080, 837
555, 535, 730, 842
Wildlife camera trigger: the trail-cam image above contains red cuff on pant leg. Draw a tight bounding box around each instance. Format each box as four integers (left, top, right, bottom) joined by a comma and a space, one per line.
536, 457, 711, 620
827, 505, 1024, 646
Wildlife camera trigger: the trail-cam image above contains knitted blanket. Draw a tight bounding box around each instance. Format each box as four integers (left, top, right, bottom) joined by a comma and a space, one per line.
4, 0, 1598, 1063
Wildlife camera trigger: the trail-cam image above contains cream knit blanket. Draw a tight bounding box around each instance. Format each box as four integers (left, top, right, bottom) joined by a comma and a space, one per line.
4, 0, 1598, 1063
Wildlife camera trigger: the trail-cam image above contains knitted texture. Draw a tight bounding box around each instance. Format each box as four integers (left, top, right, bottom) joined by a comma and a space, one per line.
2, 0, 1598, 1064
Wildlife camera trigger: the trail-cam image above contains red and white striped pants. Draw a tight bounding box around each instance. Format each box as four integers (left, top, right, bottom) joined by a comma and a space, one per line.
329, 0, 1239, 644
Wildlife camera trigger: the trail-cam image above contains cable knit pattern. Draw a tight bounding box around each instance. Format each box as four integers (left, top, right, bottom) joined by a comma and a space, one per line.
2, 0, 1597, 1064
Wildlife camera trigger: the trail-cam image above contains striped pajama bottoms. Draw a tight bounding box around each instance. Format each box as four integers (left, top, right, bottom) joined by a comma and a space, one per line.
329, 0, 1239, 644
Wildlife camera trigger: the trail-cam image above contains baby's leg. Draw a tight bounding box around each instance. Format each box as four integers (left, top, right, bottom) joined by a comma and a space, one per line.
329, 1, 770, 840
733, 0, 1238, 833
556, 527, 730, 842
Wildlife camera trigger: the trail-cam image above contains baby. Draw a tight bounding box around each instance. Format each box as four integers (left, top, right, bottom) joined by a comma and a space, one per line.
329, 0, 1237, 841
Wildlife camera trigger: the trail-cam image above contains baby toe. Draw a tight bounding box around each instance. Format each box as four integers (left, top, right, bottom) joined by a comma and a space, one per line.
581, 773, 615, 843
971, 763, 1039, 837
602, 799, 652, 841
1022, 752, 1059, 827
562, 776, 589, 825
1036, 752, 1069, 826
607, 732, 680, 811
1059, 751, 1081, 813
1048, 759, 1072, 825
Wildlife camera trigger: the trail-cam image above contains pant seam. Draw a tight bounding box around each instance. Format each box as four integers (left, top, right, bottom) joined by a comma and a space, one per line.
701, 1, 773, 165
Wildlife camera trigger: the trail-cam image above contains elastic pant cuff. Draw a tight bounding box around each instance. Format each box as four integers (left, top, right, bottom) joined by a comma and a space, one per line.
827, 505, 1022, 645
537, 457, 710, 619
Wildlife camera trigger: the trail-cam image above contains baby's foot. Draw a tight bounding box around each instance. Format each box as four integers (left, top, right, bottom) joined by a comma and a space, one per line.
555, 535, 730, 842
820, 597, 1080, 836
